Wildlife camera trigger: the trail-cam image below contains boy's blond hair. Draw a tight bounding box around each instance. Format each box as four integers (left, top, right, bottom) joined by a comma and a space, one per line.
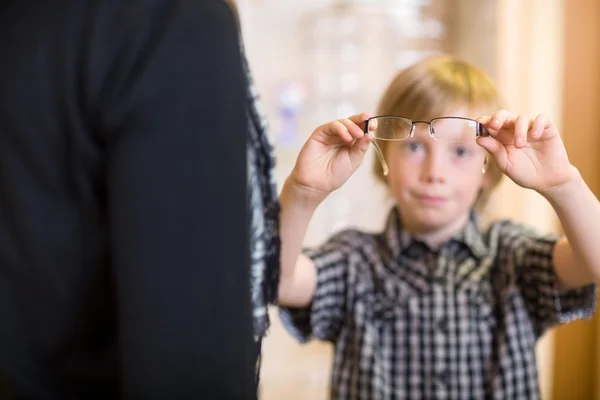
373, 55, 505, 211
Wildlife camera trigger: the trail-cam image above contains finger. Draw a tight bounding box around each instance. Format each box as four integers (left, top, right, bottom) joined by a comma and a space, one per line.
346, 112, 373, 132
347, 112, 373, 125
514, 114, 533, 148
367, 117, 378, 132
323, 120, 353, 142
476, 115, 491, 126
531, 113, 552, 139
487, 109, 515, 133
338, 117, 365, 140
476, 136, 508, 171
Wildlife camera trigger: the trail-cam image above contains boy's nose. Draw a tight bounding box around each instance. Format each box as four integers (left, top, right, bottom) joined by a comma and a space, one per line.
421, 151, 446, 184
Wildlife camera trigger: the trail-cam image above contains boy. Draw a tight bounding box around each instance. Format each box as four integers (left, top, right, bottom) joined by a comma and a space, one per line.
277, 55, 598, 399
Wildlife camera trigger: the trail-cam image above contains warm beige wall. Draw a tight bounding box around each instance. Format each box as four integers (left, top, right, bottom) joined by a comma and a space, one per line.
552, 0, 600, 399
443, 0, 497, 78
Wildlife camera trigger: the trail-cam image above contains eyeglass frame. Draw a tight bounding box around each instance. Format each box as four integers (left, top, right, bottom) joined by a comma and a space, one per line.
363, 115, 490, 177
363, 115, 489, 141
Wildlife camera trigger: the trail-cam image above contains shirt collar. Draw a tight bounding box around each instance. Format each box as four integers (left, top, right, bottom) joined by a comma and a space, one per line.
382, 206, 488, 260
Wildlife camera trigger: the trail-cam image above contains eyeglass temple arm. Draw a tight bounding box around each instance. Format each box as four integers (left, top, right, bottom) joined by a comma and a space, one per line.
371, 141, 389, 176
364, 119, 390, 176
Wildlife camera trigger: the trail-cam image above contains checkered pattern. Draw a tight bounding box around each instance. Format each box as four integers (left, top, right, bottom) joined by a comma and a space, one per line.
280, 208, 596, 399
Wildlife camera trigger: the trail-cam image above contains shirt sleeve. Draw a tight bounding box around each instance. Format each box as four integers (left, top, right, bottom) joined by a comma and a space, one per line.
88, 1, 255, 397
279, 231, 355, 343
499, 221, 597, 337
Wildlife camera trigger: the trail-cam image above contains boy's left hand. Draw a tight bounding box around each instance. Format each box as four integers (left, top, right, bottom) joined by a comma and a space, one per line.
476, 110, 576, 193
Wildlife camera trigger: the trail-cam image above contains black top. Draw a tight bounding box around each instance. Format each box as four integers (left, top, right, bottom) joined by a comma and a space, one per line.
0, 0, 254, 398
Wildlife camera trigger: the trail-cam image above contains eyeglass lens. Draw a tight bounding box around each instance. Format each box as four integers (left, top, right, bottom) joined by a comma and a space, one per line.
368, 117, 479, 142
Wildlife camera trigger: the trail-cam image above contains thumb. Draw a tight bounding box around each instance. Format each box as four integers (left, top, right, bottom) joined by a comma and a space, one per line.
477, 136, 507, 169
348, 135, 372, 168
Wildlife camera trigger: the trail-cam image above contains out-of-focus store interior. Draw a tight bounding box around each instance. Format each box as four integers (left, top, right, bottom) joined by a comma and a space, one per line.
236, 0, 600, 398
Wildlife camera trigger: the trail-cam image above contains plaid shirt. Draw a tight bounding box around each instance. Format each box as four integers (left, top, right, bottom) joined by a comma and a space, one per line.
280, 207, 596, 400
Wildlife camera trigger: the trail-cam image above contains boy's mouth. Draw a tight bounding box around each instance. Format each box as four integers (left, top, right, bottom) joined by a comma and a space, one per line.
414, 194, 448, 206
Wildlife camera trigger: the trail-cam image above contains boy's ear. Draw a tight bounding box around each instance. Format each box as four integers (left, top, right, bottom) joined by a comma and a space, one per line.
481, 169, 492, 189
481, 174, 491, 190
481, 153, 491, 188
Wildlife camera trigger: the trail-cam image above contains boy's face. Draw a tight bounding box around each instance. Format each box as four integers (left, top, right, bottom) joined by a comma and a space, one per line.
385, 110, 489, 236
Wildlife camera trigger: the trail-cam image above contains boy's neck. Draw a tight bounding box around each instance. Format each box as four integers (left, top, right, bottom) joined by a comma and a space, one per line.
407, 212, 471, 249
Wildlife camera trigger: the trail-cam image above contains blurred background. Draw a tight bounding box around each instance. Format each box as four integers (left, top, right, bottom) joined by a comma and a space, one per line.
236, 0, 600, 398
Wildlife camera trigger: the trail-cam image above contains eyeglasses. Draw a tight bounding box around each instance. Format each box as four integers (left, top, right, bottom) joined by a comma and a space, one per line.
364, 116, 489, 176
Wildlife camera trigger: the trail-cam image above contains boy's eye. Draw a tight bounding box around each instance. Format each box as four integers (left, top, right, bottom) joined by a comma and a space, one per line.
403, 141, 422, 152
455, 146, 470, 157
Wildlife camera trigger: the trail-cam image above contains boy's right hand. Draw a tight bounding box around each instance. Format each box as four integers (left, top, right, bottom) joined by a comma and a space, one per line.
288, 113, 373, 203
